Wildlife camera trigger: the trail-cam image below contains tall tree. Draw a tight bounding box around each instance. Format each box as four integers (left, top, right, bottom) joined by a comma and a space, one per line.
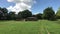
1, 8, 8, 19
21, 10, 32, 18
43, 7, 55, 20
0, 7, 8, 20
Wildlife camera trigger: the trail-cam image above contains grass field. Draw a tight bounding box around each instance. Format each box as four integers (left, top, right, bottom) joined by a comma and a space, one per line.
0, 20, 60, 34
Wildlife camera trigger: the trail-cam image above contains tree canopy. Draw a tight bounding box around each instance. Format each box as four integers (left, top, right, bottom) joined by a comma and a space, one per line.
21, 10, 32, 18
0, 7, 59, 21
43, 7, 55, 20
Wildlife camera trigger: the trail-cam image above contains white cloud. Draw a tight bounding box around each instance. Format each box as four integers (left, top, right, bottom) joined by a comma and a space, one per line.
7, 0, 36, 14
7, 0, 14, 2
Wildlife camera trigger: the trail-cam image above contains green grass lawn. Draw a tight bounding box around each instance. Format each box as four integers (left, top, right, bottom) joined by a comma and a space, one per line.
0, 20, 60, 34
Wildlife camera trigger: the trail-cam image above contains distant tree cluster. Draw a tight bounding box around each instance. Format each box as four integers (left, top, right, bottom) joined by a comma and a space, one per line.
0, 7, 60, 21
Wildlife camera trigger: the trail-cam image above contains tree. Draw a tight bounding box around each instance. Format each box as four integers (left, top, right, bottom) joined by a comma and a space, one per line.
35, 13, 42, 19
0, 11, 3, 20
21, 10, 32, 18
8, 12, 16, 20
56, 7, 60, 19
1, 8, 8, 20
1, 8, 8, 13
17, 12, 22, 19
43, 7, 55, 20
0, 7, 8, 20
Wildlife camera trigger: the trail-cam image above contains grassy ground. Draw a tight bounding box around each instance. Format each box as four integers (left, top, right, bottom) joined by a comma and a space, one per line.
0, 20, 60, 34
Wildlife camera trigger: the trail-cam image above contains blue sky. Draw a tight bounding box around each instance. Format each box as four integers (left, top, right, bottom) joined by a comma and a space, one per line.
0, 0, 60, 14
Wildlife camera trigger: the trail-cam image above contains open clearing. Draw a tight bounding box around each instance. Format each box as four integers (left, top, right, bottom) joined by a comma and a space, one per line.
0, 20, 60, 34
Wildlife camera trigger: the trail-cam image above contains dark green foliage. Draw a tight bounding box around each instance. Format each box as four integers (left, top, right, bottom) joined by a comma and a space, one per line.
0, 7, 58, 21
16, 10, 32, 20
0, 7, 8, 20
17, 12, 22, 19
43, 7, 55, 20
8, 12, 16, 20
36, 13, 42, 19
1, 8, 8, 13
21, 10, 32, 18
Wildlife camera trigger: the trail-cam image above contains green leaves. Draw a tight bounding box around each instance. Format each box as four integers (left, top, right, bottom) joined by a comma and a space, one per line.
43, 7, 55, 20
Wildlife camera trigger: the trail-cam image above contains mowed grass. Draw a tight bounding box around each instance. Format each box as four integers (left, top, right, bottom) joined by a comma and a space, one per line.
0, 20, 60, 34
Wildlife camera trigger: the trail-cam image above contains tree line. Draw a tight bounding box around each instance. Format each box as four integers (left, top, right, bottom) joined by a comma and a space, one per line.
0, 7, 60, 21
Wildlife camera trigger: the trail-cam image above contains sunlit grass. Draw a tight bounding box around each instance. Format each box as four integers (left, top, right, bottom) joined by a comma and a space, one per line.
0, 20, 60, 34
